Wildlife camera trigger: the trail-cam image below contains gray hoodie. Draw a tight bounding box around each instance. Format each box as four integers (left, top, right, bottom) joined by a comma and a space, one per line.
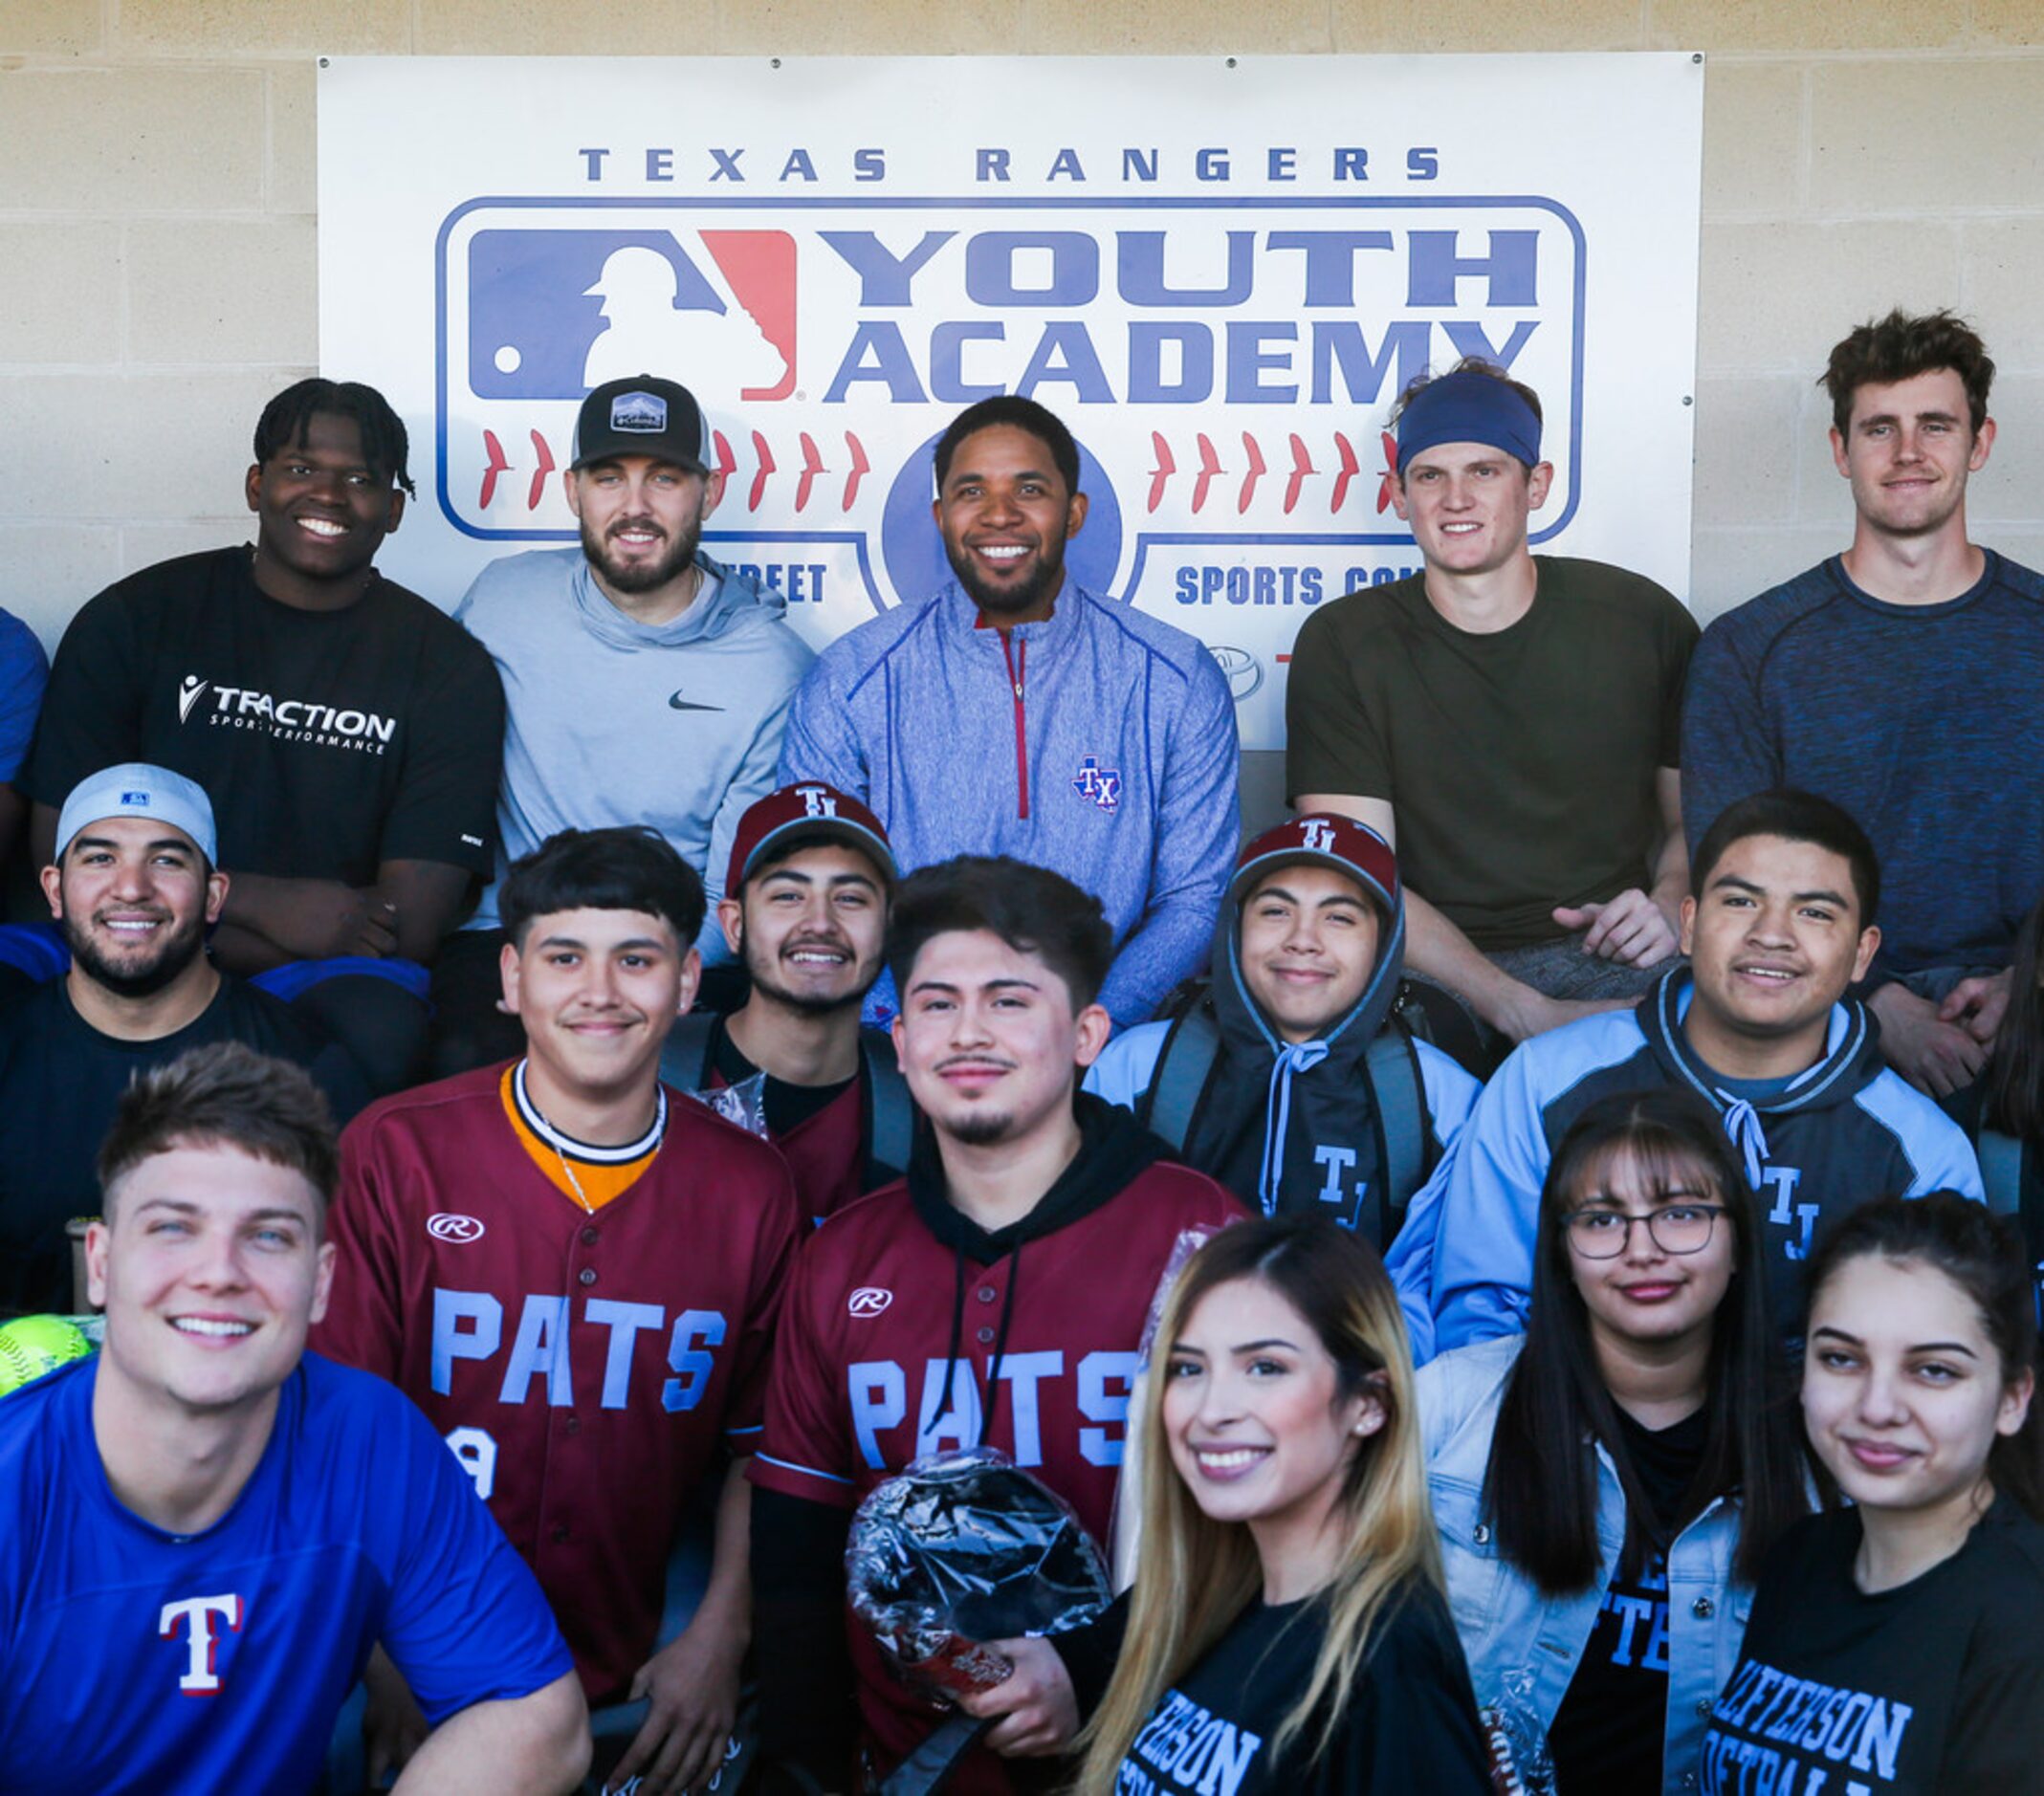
456, 546, 814, 958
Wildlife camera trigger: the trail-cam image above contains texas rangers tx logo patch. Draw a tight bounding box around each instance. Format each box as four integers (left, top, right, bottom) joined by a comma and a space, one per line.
1071, 755, 1121, 815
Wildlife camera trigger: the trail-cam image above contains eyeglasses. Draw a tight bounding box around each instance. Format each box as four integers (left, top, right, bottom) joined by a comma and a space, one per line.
1563, 1204, 1727, 1259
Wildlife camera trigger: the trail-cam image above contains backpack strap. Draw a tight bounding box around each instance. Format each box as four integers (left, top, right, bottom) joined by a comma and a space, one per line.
1139, 1002, 1223, 1154
860, 1030, 915, 1178
658, 1010, 718, 1095
1979, 1128, 2025, 1218
1364, 1024, 1429, 1222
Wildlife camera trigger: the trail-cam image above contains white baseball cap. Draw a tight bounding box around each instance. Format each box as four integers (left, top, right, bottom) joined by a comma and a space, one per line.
55, 763, 218, 865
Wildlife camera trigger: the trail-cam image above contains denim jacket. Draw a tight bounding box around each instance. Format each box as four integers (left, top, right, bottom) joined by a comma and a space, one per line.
1417, 1336, 1754, 1796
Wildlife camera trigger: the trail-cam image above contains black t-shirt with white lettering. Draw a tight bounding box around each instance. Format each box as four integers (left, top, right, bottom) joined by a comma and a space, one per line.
0, 976, 371, 1315
1549, 1404, 1711, 1796
1700, 1497, 2044, 1795
1110, 1583, 1490, 1796
23, 547, 502, 885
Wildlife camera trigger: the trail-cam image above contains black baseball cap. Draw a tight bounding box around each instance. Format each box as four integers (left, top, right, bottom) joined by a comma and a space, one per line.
571, 375, 709, 473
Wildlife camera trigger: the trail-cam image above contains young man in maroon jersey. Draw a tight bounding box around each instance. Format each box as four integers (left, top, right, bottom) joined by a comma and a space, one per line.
312, 826, 802, 1796
662, 781, 912, 1221
750, 855, 1242, 1795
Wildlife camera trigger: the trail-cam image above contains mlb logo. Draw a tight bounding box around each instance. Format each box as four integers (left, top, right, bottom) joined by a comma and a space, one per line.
610, 391, 668, 433
121, 791, 150, 806
441, 212, 801, 541
457, 223, 796, 405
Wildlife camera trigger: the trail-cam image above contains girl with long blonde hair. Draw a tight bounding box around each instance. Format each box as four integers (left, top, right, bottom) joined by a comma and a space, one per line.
1070, 1214, 1490, 1794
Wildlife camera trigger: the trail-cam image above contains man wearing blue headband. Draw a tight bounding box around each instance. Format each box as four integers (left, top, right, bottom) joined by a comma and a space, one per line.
1286, 360, 1699, 1063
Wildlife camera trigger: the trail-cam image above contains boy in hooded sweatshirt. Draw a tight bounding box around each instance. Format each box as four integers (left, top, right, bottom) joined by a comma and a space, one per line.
1086, 812, 1480, 1247
748, 855, 1241, 1796
1388, 789, 1983, 1362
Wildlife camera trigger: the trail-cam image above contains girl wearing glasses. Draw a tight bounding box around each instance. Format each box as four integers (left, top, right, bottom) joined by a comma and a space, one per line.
1418, 1086, 1810, 1795
1697, 1193, 2044, 1794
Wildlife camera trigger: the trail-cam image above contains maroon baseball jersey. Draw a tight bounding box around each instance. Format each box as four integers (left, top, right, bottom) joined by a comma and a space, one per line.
707, 1061, 870, 1222
753, 1147, 1241, 1787
313, 1063, 802, 1702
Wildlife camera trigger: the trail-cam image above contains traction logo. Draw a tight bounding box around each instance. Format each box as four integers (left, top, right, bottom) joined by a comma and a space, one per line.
847, 1286, 892, 1318
172, 675, 398, 753
428, 1213, 487, 1244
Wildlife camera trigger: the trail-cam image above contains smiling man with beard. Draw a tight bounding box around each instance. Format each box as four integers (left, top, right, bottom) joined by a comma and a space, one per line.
661, 782, 915, 1222
0, 765, 368, 1314
780, 396, 1238, 1031
435, 374, 814, 1076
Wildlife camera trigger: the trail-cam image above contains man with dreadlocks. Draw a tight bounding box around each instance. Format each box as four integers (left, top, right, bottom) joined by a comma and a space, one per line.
20, 378, 504, 1091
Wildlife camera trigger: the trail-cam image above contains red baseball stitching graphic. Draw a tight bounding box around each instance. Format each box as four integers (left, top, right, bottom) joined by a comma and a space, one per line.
1284, 434, 1314, 515
526, 429, 554, 514
843, 433, 870, 511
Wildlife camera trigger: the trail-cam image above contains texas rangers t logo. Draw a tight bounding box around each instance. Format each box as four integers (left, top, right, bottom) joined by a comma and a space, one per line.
1071, 756, 1121, 814
159, 1593, 243, 1696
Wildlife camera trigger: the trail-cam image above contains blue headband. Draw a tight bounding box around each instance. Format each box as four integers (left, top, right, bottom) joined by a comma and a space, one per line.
1395, 369, 1543, 471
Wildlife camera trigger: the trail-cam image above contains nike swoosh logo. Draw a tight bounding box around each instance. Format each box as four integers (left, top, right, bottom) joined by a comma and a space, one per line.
669, 691, 727, 712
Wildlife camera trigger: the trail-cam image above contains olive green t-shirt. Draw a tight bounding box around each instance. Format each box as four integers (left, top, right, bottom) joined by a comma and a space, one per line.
1285, 557, 1697, 950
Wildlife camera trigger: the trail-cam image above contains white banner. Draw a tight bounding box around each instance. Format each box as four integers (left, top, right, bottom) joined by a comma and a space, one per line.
319, 55, 1703, 750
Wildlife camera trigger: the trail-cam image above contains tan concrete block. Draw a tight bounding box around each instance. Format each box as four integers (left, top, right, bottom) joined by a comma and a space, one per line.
1793, 381, 1857, 529
415, 0, 709, 53
1029, 0, 1328, 55
0, 226, 123, 365
1648, 0, 1954, 53
1692, 375, 1802, 527
1969, 0, 2044, 47
1702, 60, 1803, 215
1987, 534, 2044, 573
1331, 0, 1640, 51
121, 520, 255, 571
0, 68, 265, 211
1689, 525, 1844, 624
125, 220, 317, 366
1963, 219, 2044, 374
1811, 60, 2044, 212
268, 63, 317, 214
0, 0, 104, 55
1967, 372, 2044, 531
0, 370, 307, 524
115, 0, 408, 55
717, 0, 1025, 54
1699, 219, 1963, 374
0, 526, 122, 654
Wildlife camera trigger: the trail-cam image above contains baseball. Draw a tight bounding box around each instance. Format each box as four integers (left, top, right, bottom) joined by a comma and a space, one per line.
0, 1316, 96, 1398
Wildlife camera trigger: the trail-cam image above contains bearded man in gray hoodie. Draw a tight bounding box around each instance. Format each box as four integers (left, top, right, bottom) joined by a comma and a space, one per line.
429, 374, 814, 1073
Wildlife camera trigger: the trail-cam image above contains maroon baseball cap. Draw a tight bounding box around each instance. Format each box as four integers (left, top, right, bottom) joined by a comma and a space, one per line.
1229, 813, 1399, 914
727, 783, 896, 895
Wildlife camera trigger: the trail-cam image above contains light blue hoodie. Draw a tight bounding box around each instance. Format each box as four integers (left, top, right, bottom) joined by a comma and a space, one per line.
456, 547, 814, 961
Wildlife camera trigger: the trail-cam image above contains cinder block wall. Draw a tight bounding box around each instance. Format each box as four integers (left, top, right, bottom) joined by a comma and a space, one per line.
3, 0, 2040, 672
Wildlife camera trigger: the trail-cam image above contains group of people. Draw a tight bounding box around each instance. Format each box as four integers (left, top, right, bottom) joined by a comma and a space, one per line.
0, 298, 2038, 1796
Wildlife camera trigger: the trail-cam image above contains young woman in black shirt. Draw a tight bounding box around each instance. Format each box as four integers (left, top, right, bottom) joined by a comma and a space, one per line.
1069, 1216, 1491, 1796
1699, 1193, 2044, 1795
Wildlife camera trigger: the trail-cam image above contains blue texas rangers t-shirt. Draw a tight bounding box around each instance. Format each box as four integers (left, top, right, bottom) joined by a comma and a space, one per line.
0, 1350, 571, 1794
